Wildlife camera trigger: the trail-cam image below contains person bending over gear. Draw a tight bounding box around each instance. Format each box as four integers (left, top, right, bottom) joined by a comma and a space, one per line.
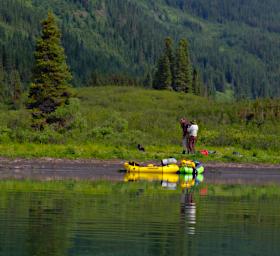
180, 118, 190, 154
187, 120, 199, 154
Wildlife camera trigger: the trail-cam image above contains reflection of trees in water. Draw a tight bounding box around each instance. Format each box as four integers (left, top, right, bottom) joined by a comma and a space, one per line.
26, 195, 72, 256
0, 179, 209, 256
0, 192, 74, 255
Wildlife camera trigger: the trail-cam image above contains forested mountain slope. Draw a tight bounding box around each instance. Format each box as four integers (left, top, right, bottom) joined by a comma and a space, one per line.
0, 0, 279, 99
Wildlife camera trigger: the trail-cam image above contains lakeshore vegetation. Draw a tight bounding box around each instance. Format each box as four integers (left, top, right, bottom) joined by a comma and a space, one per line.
1, 86, 280, 163
0, 10, 279, 164
1, 0, 280, 99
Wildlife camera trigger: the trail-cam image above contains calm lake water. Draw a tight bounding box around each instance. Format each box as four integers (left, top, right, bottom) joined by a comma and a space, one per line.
0, 172, 279, 256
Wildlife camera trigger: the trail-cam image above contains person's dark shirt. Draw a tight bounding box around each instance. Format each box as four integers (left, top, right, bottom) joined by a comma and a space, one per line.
181, 123, 190, 136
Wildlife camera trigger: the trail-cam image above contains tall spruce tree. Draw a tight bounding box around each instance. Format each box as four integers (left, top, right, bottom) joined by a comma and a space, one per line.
0, 62, 6, 103
153, 55, 172, 90
9, 69, 22, 109
143, 72, 153, 88
164, 37, 175, 88
174, 39, 192, 93
27, 12, 72, 128
192, 68, 202, 96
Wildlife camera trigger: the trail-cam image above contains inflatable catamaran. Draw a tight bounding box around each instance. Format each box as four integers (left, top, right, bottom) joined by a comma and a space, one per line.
124, 158, 204, 174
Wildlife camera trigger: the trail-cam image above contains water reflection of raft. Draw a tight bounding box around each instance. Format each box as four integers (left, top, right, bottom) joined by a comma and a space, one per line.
124, 162, 179, 173
124, 172, 179, 183
124, 171, 204, 190
180, 174, 204, 183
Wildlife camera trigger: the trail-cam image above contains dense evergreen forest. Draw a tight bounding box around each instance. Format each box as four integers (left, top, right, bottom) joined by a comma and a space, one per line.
0, 0, 280, 101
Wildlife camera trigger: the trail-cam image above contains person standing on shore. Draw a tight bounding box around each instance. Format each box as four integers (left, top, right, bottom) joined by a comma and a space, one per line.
187, 120, 199, 154
180, 118, 190, 154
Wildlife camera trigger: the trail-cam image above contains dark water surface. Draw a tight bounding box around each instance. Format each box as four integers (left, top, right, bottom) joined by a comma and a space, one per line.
0, 185, 280, 255
0, 162, 279, 255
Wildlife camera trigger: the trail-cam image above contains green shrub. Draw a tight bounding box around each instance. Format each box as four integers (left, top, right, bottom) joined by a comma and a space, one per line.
91, 127, 114, 139
48, 98, 87, 132
0, 126, 12, 143
1, 86, 280, 160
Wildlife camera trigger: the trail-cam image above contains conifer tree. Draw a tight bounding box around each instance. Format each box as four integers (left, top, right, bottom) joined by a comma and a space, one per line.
9, 69, 22, 109
88, 71, 103, 87
192, 68, 202, 96
153, 38, 174, 90
174, 39, 192, 93
206, 81, 216, 98
27, 12, 72, 128
0, 62, 6, 103
153, 55, 172, 90
143, 72, 153, 88
164, 37, 175, 88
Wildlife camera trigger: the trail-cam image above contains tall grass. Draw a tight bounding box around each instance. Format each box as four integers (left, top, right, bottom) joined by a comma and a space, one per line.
0, 86, 280, 162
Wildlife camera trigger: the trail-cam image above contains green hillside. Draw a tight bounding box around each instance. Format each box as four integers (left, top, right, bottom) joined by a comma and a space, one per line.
0, 0, 280, 99
1, 86, 280, 163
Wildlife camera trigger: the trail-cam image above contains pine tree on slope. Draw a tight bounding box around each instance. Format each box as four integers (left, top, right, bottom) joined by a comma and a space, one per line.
164, 37, 175, 88
153, 55, 172, 90
27, 12, 72, 128
174, 39, 192, 93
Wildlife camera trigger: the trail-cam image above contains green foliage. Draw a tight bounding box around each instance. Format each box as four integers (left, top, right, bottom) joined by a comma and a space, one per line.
174, 39, 192, 93
1, 87, 280, 162
9, 69, 22, 109
91, 112, 128, 139
0, 0, 280, 98
164, 37, 175, 86
192, 68, 203, 96
48, 98, 86, 132
0, 126, 11, 143
27, 12, 72, 129
0, 64, 23, 108
153, 37, 198, 94
153, 38, 176, 90
143, 72, 153, 88
153, 55, 172, 90
215, 88, 234, 103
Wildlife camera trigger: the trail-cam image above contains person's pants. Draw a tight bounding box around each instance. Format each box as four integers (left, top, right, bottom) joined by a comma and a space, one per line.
182, 136, 188, 152
188, 136, 197, 153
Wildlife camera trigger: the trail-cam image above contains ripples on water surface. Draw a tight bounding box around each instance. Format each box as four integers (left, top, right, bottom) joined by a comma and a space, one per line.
0, 182, 280, 255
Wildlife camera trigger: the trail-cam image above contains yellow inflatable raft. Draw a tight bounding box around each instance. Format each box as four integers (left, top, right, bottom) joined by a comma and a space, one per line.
124, 161, 179, 173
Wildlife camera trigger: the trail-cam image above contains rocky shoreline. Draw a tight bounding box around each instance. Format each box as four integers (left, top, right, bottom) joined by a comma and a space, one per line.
0, 157, 279, 183
0, 157, 279, 170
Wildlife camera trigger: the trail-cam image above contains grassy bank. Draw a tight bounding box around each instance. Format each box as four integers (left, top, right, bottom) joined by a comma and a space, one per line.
0, 143, 279, 164
1, 86, 280, 164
